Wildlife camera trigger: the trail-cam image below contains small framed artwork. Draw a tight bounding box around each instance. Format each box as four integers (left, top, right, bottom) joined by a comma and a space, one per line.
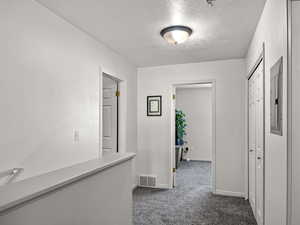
270, 56, 283, 136
147, 96, 162, 116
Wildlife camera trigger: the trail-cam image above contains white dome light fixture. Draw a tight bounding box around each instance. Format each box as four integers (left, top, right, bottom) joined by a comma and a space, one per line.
160, 25, 193, 45
207, 0, 216, 7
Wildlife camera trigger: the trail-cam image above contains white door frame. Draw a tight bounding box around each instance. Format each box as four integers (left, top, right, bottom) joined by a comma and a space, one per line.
246, 43, 265, 224
287, 1, 293, 224
170, 79, 216, 193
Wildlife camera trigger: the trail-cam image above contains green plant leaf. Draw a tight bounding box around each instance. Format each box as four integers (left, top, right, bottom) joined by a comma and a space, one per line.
175, 109, 187, 140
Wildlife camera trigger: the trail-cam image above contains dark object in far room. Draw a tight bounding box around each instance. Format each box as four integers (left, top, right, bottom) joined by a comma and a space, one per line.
175, 147, 181, 169
175, 146, 189, 169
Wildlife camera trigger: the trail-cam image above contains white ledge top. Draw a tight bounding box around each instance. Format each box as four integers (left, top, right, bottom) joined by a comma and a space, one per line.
0, 152, 136, 213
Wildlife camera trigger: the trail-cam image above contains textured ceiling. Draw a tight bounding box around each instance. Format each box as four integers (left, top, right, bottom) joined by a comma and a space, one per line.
37, 0, 266, 67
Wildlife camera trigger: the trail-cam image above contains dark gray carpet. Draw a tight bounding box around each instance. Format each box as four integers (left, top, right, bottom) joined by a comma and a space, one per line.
133, 161, 257, 225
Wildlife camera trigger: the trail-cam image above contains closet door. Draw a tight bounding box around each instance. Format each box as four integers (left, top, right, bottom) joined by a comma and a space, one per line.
249, 74, 256, 212
255, 63, 264, 225
248, 61, 264, 225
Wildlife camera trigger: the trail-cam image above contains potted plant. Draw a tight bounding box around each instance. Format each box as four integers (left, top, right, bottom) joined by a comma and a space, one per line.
175, 109, 187, 146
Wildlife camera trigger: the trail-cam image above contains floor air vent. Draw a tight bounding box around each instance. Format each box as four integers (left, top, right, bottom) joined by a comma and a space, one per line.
139, 175, 157, 187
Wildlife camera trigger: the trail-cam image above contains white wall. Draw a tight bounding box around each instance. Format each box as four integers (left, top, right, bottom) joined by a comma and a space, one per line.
246, 0, 288, 224
0, 0, 137, 181
291, 1, 300, 225
137, 59, 246, 194
176, 87, 212, 161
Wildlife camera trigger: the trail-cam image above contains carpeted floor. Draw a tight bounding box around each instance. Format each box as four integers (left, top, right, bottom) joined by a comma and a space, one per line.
133, 160, 257, 225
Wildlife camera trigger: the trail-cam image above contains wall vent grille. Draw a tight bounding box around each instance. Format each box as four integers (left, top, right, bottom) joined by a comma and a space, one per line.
139, 175, 157, 187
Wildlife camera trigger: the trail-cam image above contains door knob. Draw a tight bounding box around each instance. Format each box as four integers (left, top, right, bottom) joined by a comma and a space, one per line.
257, 157, 262, 160
249, 149, 254, 152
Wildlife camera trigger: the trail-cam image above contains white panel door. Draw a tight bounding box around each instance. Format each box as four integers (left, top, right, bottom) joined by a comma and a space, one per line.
249, 75, 256, 212
102, 75, 118, 155
255, 63, 264, 225
248, 61, 264, 225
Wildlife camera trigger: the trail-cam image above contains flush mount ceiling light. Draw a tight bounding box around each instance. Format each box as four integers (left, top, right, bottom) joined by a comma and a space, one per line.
160, 25, 193, 45
207, 0, 216, 7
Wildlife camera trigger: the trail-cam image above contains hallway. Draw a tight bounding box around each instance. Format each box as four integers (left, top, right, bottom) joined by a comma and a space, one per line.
133, 161, 256, 225
0, 1, 294, 224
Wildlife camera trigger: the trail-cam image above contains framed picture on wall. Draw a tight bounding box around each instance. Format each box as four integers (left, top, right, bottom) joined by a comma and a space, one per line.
147, 96, 162, 116
270, 56, 283, 136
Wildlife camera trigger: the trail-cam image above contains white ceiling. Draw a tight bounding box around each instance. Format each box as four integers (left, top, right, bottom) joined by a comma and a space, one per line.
177, 83, 212, 89
37, 0, 266, 67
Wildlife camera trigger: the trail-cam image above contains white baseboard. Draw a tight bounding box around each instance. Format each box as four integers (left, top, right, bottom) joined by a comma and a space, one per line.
132, 183, 138, 191
187, 159, 212, 162
155, 183, 170, 189
215, 189, 245, 198
137, 183, 170, 189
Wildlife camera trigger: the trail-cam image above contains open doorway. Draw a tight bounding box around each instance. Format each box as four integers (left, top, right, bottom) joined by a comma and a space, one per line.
171, 82, 216, 193
102, 73, 120, 155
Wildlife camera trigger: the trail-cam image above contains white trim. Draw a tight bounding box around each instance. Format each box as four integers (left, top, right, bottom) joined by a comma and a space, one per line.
188, 160, 213, 162
244, 77, 249, 200
155, 183, 170, 189
215, 189, 245, 198
211, 81, 217, 194
137, 183, 170, 189
170, 79, 217, 193
99, 67, 103, 158
132, 184, 138, 191
170, 85, 176, 188
287, 1, 293, 225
